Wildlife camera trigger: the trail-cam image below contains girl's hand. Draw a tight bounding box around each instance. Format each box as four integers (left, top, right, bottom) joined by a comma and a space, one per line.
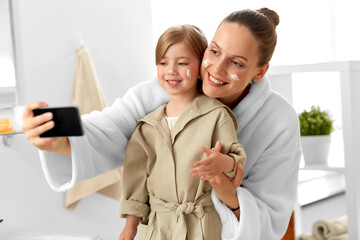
190, 141, 234, 181
119, 227, 137, 240
119, 215, 141, 240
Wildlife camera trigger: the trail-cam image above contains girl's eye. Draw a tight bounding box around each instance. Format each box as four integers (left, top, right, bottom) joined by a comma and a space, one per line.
178, 62, 188, 66
159, 62, 167, 66
231, 60, 243, 68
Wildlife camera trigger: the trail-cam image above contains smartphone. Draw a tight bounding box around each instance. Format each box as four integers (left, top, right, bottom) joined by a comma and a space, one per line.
32, 106, 84, 138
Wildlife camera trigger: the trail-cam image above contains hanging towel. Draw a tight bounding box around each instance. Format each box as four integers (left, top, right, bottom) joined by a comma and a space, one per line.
71, 46, 107, 115
65, 167, 123, 210
66, 46, 123, 210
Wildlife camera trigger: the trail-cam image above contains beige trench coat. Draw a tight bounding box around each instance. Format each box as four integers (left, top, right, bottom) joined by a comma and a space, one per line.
120, 95, 246, 240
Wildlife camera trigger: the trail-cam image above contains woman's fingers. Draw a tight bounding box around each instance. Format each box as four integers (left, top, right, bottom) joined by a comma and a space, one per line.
25, 119, 54, 139
22, 102, 52, 132
233, 162, 244, 186
22, 102, 48, 121
21, 101, 59, 151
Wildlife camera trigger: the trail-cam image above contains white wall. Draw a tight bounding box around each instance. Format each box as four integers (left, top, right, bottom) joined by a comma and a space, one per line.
13, 0, 155, 106
151, 0, 360, 66
0, 1, 154, 239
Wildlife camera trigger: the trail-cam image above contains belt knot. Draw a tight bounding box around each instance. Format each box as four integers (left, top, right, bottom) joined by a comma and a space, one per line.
164, 202, 204, 218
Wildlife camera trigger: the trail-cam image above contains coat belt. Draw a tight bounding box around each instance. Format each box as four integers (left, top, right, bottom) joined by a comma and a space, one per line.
149, 192, 213, 240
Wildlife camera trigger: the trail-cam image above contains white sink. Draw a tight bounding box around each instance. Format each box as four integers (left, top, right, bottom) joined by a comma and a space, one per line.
5, 233, 103, 240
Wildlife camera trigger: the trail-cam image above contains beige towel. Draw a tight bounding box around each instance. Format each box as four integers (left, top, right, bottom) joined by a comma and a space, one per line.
66, 46, 123, 210
72, 46, 107, 115
313, 215, 348, 240
66, 167, 123, 210
297, 215, 348, 240
327, 233, 348, 240
297, 235, 316, 240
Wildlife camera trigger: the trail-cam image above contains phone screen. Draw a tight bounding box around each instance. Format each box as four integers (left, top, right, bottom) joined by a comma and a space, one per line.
33, 106, 84, 137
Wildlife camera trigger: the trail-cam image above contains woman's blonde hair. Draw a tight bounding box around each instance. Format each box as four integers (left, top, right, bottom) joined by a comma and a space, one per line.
155, 24, 208, 65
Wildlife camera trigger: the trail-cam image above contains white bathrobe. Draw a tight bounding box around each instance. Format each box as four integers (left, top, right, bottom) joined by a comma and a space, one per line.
39, 75, 301, 240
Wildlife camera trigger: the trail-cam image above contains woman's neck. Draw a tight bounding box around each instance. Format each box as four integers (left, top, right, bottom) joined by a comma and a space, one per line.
221, 84, 251, 109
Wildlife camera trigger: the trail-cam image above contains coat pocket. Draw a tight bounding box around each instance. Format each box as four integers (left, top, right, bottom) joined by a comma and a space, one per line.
138, 223, 154, 240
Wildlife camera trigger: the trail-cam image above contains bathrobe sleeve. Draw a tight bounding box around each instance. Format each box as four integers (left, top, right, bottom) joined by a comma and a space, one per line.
119, 125, 150, 220
39, 78, 169, 192
211, 103, 302, 240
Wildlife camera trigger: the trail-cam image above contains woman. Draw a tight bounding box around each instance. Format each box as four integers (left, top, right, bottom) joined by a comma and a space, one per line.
22, 8, 301, 239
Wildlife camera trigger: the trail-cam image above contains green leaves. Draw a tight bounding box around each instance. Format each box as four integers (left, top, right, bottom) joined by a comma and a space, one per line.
299, 106, 334, 136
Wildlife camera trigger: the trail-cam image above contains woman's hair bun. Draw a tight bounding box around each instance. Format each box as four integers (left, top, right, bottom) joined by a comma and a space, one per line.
257, 8, 280, 27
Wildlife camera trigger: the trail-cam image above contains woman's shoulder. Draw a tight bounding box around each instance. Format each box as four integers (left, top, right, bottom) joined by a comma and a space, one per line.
262, 90, 299, 129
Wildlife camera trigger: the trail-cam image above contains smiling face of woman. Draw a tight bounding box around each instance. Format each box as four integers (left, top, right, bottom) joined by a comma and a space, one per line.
201, 22, 268, 107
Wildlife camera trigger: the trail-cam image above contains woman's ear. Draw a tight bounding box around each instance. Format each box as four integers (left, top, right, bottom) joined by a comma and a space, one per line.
253, 63, 269, 82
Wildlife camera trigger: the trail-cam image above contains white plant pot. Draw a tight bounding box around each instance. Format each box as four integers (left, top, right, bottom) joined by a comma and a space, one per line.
301, 135, 331, 165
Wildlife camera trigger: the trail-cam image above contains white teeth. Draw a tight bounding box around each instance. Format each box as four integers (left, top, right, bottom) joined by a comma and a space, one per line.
168, 80, 181, 84
209, 75, 226, 85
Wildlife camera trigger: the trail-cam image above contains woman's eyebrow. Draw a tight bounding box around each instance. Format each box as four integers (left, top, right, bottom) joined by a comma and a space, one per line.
212, 41, 248, 62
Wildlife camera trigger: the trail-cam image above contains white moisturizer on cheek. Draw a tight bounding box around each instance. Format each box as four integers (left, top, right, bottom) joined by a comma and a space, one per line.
231, 74, 240, 81
202, 60, 208, 68
187, 69, 191, 79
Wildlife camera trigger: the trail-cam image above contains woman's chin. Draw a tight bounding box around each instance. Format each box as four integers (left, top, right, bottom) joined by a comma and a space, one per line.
202, 85, 219, 99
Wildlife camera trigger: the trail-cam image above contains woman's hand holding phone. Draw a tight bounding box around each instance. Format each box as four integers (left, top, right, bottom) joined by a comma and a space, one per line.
22, 102, 71, 155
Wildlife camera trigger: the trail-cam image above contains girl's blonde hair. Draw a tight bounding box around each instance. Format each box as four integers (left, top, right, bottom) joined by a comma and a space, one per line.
155, 24, 208, 65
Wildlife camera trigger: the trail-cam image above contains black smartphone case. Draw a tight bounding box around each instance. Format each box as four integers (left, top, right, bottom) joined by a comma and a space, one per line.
33, 106, 84, 138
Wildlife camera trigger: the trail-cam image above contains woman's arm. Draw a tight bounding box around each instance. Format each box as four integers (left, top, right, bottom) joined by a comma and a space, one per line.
209, 162, 244, 220
37, 78, 169, 191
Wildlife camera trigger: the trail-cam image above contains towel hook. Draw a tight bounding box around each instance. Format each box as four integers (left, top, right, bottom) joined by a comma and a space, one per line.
75, 33, 84, 49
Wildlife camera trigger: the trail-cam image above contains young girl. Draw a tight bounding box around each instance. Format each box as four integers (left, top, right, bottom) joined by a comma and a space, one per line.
119, 25, 246, 240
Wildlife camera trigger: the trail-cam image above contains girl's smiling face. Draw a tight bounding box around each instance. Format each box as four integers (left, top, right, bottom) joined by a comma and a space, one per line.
157, 41, 201, 99
201, 22, 268, 107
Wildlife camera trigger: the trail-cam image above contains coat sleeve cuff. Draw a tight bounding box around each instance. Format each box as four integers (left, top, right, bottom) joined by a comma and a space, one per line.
224, 153, 246, 178
120, 199, 150, 220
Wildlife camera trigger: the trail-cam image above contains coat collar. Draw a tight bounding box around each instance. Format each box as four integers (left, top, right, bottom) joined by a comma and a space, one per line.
232, 75, 271, 130
138, 94, 238, 144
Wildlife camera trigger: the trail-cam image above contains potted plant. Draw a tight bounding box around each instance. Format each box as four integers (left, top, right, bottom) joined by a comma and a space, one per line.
299, 106, 334, 165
